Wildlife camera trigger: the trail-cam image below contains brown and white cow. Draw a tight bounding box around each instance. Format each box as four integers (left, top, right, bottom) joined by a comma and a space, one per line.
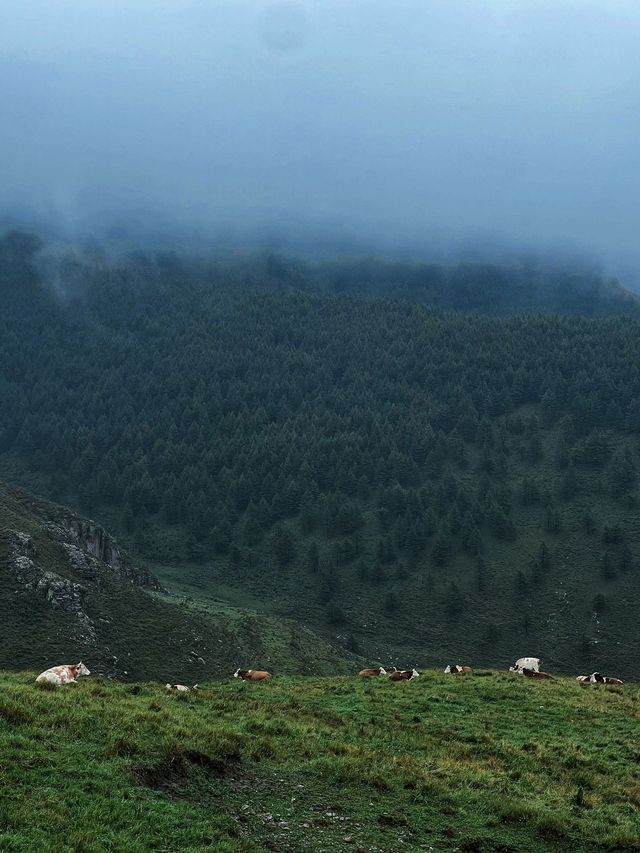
234, 669, 272, 681
576, 675, 591, 685
389, 668, 419, 681
165, 683, 198, 692
444, 665, 473, 674
521, 667, 554, 680
36, 662, 90, 685
590, 672, 624, 685
510, 657, 540, 673
358, 667, 387, 677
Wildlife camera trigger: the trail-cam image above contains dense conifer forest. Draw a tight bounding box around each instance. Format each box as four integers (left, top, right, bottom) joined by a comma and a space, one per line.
2, 230, 640, 673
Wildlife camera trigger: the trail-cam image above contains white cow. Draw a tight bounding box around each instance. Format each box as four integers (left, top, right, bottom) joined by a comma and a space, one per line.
165, 683, 198, 692
36, 662, 90, 685
509, 657, 540, 673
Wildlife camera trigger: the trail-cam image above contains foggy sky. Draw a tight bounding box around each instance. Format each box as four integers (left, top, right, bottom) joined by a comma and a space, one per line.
2, 1, 640, 275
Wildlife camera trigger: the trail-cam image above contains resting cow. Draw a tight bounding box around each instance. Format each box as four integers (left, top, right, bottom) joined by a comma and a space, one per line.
389, 668, 419, 681
521, 667, 554, 680
234, 669, 272, 681
444, 665, 473, 674
510, 657, 540, 673
358, 667, 387, 677
36, 662, 90, 685
165, 683, 198, 692
590, 672, 624, 685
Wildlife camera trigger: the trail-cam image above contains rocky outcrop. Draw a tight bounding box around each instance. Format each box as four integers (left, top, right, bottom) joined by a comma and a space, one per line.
60, 520, 122, 569
51, 518, 162, 590
3, 517, 163, 645
7, 531, 96, 642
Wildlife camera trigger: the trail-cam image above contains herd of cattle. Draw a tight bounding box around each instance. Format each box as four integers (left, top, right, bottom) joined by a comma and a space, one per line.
34, 657, 625, 688
356, 657, 624, 685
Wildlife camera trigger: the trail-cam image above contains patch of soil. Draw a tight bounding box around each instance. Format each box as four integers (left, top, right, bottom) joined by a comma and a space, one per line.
133, 749, 234, 798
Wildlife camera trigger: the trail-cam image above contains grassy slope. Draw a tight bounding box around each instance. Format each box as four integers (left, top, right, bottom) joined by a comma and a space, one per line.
0, 672, 638, 852
0, 480, 355, 680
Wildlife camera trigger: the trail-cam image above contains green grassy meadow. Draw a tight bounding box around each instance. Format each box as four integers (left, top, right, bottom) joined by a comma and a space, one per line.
0, 671, 638, 852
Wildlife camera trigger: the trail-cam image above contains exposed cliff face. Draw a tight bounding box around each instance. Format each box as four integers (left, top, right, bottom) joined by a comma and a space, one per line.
57, 518, 161, 589
7, 530, 94, 640
2, 511, 163, 647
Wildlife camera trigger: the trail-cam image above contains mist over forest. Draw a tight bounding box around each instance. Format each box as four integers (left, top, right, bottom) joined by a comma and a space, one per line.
2, 0, 640, 284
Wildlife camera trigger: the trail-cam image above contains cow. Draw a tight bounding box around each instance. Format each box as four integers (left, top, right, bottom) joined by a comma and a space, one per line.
358, 667, 387, 677
444, 665, 473, 674
36, 662, 90, 685
165, 683, 198, 692
510, 657, 540, 673
576, 675, 591, 685
590, 672, 624, 685
521, 667, 554, 680
389, 668, 419, 681
234, 669, 272, 681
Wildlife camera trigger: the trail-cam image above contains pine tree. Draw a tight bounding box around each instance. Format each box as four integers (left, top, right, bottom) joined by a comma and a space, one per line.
600, 552, 616, 581
545, 505, 562, 534
306, 541, 320, 574
475, 557, 487, 593
431, 530, 452, 566
558, 463, 578, 502
270, 524, 296, 569
515, 571, 528, 596
444, 582, 463, 619
383, 592, 398, 615
608, 446, 637, 496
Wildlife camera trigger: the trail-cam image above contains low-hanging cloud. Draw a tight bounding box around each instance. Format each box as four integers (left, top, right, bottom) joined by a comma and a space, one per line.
1, 1, 640, 278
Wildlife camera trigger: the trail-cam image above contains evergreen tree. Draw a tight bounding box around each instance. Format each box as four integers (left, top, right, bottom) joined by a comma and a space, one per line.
270, 524, 296, 569
600, 552, 616, 581
306, 541, 320, 574
383, 592, 398, 616
475, 557, 487, 593
431, 530, 452, 566
608, 446, 637, 496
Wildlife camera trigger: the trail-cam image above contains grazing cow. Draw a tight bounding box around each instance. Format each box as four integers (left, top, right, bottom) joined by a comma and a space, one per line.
234, 669, 272, 681
36, 662, 90, 685
590, 672, 624, 685
389, 668, 419, 681
522, 667, 554, 680
358, 667, 387, 677
444, 665, 473, 674
510, 657, 540, 673
165, 683, 198, 692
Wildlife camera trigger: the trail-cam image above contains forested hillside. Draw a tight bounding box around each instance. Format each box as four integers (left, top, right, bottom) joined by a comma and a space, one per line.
2, 231, 640, 675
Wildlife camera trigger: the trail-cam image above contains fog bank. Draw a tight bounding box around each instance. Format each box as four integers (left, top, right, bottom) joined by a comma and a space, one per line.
2, 1, 640, 279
